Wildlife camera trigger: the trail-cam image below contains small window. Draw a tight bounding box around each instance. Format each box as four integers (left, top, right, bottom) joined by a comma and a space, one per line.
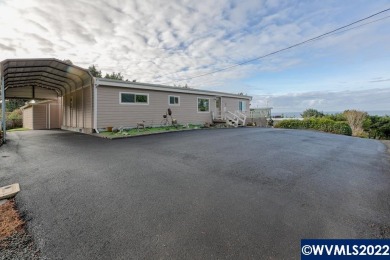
169, 95, 180, 105
197, 98, 210, 112
136, 95, 148, 103
120, 92, 148, 104
239, 101, 246, 112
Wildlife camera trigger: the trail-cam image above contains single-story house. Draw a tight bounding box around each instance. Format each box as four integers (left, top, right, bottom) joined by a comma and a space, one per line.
0, 58, 251, 137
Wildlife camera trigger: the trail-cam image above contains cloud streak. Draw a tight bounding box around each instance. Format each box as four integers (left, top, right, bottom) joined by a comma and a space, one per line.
0, 0, 389, 111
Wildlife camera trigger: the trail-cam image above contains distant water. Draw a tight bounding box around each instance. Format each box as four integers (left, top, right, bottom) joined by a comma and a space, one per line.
272, 110, 390, 118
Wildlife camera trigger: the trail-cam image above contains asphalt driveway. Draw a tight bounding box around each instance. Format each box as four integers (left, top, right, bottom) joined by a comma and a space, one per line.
1, 128, 389, 259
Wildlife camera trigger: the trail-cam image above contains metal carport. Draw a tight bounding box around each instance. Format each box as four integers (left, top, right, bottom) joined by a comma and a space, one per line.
0, 58, 94, 143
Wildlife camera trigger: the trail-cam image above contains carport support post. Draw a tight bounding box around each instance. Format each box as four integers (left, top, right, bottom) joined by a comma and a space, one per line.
1, 76, 6, 143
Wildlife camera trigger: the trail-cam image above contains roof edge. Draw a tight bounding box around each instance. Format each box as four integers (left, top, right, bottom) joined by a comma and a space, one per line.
0, 58, 95, 80
95, 77, 252, 99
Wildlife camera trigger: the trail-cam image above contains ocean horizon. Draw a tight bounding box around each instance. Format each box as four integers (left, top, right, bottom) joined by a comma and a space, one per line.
272, 110, 390, 118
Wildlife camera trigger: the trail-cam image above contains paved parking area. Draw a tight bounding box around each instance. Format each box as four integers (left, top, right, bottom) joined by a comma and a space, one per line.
1, 128, 389, 259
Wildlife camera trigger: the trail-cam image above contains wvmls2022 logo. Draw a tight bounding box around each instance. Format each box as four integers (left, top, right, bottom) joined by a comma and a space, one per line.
301, 239, 389, 259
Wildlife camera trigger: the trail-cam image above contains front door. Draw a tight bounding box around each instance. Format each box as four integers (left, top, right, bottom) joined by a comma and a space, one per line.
215, 97, 222, 118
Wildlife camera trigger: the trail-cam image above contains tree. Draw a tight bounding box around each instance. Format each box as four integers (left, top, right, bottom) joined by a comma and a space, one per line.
104, 72, 124, 81
343, 110, 367, 136
6, 99, 27, 112
88, 65, 102, 78
301, 108, 324, 118
88, 64, 127, 81
62, 59, 73, 65
324, 113, 346, 121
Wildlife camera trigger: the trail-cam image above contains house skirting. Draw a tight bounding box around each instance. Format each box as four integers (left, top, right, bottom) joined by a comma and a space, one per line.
61, 125, 93, 134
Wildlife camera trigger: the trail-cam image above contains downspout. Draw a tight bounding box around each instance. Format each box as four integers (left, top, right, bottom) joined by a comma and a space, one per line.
93, 77, 99, 133
1, 75, 5, 143
82, 85, 84, 129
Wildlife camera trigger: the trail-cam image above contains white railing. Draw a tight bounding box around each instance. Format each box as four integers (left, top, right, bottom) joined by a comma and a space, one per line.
226, 110, 247, 126
226, 111, 238, 126
235, 110, 247, 125
250, 110, 270, 118
213, 110, 247, 126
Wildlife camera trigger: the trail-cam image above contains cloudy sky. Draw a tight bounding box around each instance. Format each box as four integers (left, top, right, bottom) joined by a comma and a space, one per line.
1, 0, 389, 113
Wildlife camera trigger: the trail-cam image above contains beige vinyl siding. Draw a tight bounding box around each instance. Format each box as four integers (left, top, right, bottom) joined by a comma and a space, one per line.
22, 100, 62, 130
22, 107, 33, 129
97, 86, 221, 128
76, 89, 83, 127
49, 104, 61, 129
32, 104, 47, 129
221, 97, 250, 117
71, 94, 76, 127
83, 86, 93, 128
61, 85, 93, 130
63, 94, 70, 127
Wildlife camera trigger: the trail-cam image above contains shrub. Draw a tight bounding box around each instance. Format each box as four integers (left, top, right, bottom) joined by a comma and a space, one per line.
8, 109, 22, 120
343, 110, 367, 136
324, 113, 346, 121
274, 118, 352, 136
274, 119, 303, 129
333, 121, 353, 136
301, 108, 324, 118
364, 116, 390, 139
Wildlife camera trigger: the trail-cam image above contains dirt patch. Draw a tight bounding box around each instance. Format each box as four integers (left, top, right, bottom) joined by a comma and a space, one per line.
0, 199, 39, 259
0, 199, 24, 239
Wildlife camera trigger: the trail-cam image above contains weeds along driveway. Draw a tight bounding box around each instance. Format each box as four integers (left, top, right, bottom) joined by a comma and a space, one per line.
1, 129, 389, 259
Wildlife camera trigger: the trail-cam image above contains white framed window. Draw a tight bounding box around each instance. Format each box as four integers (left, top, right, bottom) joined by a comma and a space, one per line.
120, 92, 149, 105
168, 95, 180, 106
239, 101, 246, 112
197, 97, 210, 112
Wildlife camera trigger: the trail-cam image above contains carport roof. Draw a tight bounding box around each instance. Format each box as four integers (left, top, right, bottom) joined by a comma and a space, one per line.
0, 58, 93, 98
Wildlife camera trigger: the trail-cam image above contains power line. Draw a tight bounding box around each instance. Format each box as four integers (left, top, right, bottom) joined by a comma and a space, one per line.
162, 7, 390, 85
304, 14, 390, 44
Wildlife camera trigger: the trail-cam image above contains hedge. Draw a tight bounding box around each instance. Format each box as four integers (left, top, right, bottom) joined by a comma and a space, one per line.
274, 118, 352, 136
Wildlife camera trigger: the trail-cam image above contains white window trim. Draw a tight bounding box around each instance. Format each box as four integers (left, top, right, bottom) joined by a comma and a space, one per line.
119, 92, 149, 105
197, 97, 210, 113
168, 95, 180, 106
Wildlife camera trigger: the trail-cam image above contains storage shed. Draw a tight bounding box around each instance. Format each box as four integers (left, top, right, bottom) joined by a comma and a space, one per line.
21, 100, 62, 130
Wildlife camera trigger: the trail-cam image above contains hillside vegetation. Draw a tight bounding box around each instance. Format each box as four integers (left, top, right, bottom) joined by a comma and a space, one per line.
274, 109, 390, 139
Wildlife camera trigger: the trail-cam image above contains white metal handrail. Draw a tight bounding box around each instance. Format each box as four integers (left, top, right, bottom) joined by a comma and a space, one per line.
225, 113, 238, 126
226, 111, 241, 126
235, 110, 247, 125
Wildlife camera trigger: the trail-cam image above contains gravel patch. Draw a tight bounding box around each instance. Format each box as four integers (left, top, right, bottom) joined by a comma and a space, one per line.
0, 231, 40, 260
0, 199, 40, 260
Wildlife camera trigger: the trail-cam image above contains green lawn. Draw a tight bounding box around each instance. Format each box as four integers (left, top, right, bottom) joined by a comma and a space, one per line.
7, 128, 30, 132
98, 125, 202, 139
